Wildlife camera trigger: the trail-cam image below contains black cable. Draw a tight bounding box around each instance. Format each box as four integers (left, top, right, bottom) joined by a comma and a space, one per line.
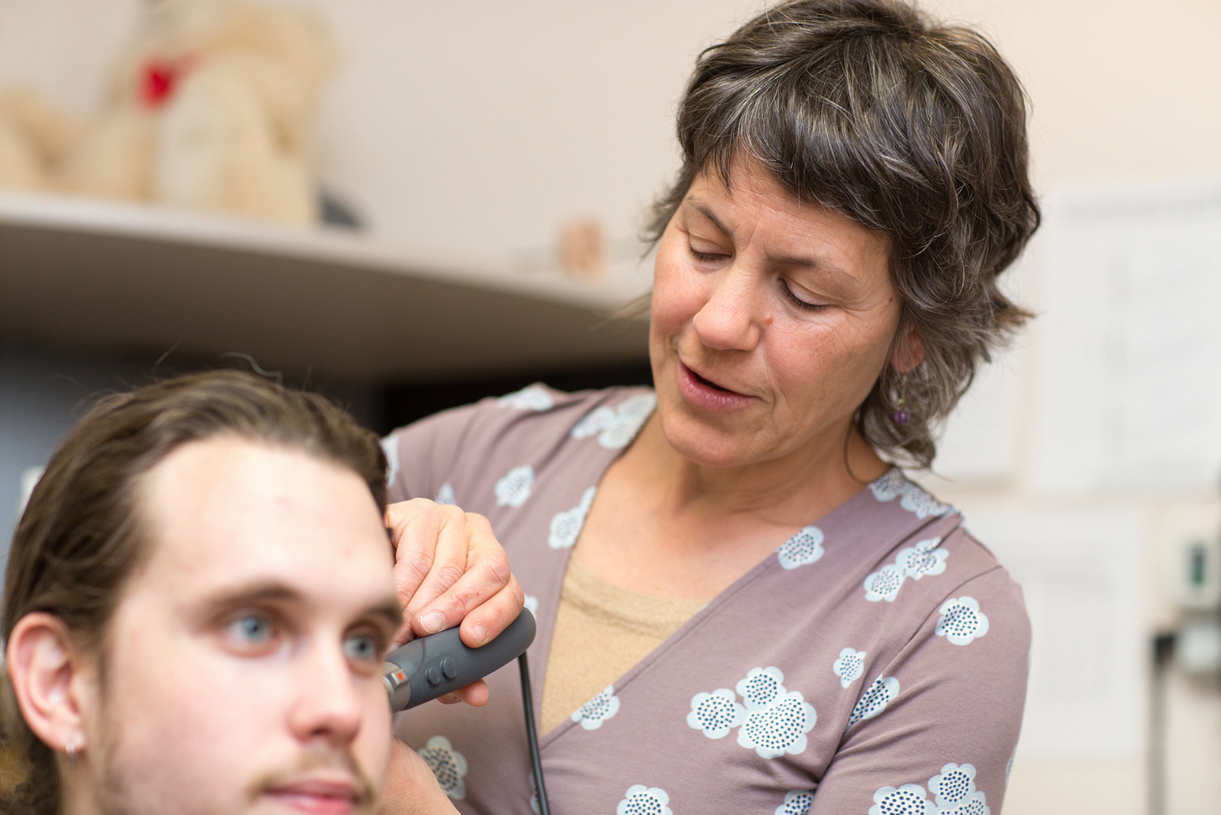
1148, 632, 1176, 815
518, 653, 551, 815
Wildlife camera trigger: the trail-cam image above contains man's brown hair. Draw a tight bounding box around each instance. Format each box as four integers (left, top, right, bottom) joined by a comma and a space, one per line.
2, 370, 387, 814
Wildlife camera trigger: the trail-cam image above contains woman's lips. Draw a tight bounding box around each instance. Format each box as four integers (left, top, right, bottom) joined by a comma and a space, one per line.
678, 362, 753, 411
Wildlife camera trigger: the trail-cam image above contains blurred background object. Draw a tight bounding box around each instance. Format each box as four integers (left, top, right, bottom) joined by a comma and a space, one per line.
0, 0, 339, 225
0, 1, 1219, 813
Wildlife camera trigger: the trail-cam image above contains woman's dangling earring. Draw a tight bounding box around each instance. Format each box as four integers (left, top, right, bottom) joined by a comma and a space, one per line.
893, 377, 911, 426
65, 740, 78, 769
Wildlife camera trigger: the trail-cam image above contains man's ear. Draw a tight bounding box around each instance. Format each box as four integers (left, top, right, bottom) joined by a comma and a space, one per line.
5, 612, 91, 754
890, 324, 925, 373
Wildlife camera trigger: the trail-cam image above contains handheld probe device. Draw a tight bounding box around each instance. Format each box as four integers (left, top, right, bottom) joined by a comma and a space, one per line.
382, 608, 551, 814
383, 607, 537, 711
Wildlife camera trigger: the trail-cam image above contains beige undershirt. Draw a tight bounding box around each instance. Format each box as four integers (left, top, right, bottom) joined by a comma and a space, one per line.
540, 555, 710, 734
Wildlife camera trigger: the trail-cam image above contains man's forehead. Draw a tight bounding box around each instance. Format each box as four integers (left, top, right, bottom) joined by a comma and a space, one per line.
130, 436, 394, 602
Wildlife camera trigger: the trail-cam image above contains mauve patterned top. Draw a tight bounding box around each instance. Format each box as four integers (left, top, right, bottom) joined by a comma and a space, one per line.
384, 385, 1030, 815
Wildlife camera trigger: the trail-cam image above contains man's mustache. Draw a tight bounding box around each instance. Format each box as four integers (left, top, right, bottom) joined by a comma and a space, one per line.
250, 744, 378, 808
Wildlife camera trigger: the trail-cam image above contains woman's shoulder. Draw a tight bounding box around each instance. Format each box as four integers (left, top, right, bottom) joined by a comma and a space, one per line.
383, 384, 655, 502
847, 469, 1028, 626
412, 383, 654, 445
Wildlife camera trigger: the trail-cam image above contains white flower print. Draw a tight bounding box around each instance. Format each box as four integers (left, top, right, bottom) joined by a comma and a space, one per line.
736, 666, 787, 709
418, 736, 468, 800
869, 784, 934, 815
523, 594, 539, 616
571, 685, 620, 730
617, 785, 672, 815
930, 763, 991, 815
864, 564, 906, 603
940, 799, 990, 815
691, 667, 815, 759
777, 525, 825, 570
871, 763, 990, 815
896, 537, 948, 579
571, 405, 615, 439
868, 469, 953, 519
497, 384, 555, 411
618, 393, 658, 422
929, 763, 976, 808
547, 486, 596, 549
869, 469, 912, 502
832, 648, 866, 688
687, 689, 746, 739
380, 435, 400, 487
900, 487, 952, 519
935, 597, 990, 646
847, 676, 899, 729
737, 691, 817, 759
435, 482, 456, 506
775, 789, 815, 815
570, 394, 657, 449
494, 465, 534, 507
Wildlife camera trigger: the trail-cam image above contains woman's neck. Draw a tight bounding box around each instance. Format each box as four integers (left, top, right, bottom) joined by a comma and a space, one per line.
630, 413, 890, 527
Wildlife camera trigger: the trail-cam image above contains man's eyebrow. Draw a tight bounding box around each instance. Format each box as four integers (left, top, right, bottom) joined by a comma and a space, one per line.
365, 599, 405, 632
198, 582, 403, 630
201, 582, 303, 608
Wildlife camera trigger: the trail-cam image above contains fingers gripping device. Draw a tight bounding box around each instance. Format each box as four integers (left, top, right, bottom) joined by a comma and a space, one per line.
382, 608, 536, 711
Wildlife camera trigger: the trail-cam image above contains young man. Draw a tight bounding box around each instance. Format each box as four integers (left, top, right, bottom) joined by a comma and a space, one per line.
2, 372, 475, 815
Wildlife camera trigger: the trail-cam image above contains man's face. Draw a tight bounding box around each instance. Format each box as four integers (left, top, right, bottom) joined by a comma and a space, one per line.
79, 436, 400, 815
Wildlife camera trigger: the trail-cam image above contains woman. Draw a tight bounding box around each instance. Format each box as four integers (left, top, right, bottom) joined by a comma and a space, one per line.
384, 0, 1039, 812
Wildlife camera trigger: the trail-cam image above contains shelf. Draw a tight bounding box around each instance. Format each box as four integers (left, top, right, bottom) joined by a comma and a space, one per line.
0, 192, 652, 383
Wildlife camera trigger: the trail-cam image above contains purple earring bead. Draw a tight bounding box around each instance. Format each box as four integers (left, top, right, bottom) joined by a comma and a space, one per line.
894, 408, 911, 425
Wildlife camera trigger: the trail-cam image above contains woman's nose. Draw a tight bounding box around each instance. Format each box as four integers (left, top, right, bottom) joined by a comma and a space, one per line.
691, 266, 762, 352
287, 645, 365, 747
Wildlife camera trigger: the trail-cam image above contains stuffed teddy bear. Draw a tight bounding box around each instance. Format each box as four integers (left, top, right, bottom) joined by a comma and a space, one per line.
0, 0, 337, 225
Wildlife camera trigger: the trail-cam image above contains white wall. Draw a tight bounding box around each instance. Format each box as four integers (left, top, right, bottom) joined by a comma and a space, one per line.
1, 1, 1219, 812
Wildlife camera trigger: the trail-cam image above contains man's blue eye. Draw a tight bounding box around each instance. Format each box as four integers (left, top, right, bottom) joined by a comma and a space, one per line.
228, 615, 271, 643
344, 634, 378, 662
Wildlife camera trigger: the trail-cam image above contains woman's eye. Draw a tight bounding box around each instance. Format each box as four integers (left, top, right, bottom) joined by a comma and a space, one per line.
343, 634, 379, 664
688, 244, 728, 263
780, 280, 829, 311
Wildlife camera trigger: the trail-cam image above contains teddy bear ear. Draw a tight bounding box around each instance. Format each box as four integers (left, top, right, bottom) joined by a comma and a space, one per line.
220, 2, 340, 94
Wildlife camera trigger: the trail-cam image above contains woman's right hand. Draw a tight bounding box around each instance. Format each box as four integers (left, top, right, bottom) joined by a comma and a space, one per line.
385, 497, 524, 654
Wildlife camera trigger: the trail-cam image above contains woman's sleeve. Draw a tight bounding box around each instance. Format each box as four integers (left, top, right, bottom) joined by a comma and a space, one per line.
380, 402, 483, 505
809, 567, 1031, 815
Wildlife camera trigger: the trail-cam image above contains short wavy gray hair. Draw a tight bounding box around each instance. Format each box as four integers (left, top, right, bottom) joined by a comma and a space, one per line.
647, 0, 1039, 469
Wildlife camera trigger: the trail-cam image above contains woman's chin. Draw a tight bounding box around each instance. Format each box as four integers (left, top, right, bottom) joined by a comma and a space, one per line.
657, 413, 762, 470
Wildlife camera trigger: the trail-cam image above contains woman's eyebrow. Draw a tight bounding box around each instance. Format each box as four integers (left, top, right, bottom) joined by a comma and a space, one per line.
684, 199, 732, 237
766, 251, 856, 284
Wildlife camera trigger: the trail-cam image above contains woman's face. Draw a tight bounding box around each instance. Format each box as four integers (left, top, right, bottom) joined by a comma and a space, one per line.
649, 157, 905, 471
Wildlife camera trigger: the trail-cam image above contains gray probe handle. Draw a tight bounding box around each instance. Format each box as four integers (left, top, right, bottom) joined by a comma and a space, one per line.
383, 608, 536, 712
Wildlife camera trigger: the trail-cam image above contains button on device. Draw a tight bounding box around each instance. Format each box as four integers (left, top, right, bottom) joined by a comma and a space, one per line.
426, 666, 442, 686
441, 656, 458, 679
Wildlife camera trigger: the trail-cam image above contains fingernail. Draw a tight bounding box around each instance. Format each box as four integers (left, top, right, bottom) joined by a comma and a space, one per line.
420, 611, 445, 634
472, 624, 488, 645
